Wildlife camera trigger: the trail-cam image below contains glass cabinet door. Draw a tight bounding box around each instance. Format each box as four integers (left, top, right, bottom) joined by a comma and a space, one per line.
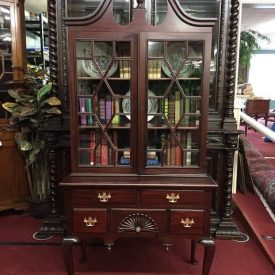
67, 0, 131, 24
75, 39, 134, 168
145, 39, 204, 168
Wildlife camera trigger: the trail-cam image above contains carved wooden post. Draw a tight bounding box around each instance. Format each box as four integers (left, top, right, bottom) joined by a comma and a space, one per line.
48, 0, 58, 95
224, 0, 239, 122
35, 0, 66, 239
215, 0, 245, 240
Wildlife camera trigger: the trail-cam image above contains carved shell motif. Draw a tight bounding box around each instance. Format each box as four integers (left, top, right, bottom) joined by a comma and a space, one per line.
118, 213, 158, 233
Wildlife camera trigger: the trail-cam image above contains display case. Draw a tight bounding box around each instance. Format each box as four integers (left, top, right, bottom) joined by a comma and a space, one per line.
58, 1, 218, 274
73, 37, 208, 173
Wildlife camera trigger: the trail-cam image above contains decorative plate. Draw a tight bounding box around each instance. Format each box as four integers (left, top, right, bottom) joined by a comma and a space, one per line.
82, 42, 118, 77
122, 90, 158, 121
162, 43, 194, 78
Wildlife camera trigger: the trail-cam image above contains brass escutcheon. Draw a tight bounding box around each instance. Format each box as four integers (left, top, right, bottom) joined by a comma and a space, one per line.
181, 218, 194, 228
166, 193, 180, 203
83, 217, 97, 227
98, 192, 111, 202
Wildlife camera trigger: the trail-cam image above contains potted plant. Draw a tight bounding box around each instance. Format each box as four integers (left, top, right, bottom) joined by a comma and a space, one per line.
2, 65, 61, 218
238, 29, 270, 83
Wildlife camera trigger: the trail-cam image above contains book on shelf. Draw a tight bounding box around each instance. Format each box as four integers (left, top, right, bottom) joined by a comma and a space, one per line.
79, 97, 87, 125
105, 94, 112, 123
148, 60, 161, 79
168, 95, 175, 125
185, 131, 192, 165
184, 97, 190, 126
112, 130, 118, 164
119, 59, 131, 79
164, 98, 169, 121
100, 136, 109, 165
99, 97, 106, 123
170, 138, 175, 166
90, 130, 95, 165
113, 98, 120, 124
175, 91, 181, 124
85, 98, 93, 125
175, 132, 183, 166
79, 133, 90, 165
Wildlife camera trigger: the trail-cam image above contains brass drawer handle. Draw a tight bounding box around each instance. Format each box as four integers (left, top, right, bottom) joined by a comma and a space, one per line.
83, 217, 97, 227
166, 193, 180, 203
181, 218, 194, 228
98, 192, 111, 202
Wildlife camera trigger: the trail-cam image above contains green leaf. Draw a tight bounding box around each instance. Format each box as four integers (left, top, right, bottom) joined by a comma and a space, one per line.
42, 107, 61, 115
37, 82, 52, 101
2, 102, 18, 112
8, 89, 21, 99
44, 96, 61, 106
20, 106, 38, 116
18, 139, 32, 151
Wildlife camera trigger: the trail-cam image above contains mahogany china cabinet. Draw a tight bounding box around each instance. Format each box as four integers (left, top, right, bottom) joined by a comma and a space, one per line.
42, 0, 243, 274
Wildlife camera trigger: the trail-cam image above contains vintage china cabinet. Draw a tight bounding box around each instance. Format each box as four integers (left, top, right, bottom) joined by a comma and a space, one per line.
43, 0, 243, 273
59, 0, 218, 274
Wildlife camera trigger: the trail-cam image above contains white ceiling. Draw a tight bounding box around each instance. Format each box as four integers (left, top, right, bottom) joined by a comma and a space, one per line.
241, 4, 275, 48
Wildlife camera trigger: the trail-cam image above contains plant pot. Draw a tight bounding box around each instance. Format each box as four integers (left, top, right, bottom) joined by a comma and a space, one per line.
27, 198, 51, 219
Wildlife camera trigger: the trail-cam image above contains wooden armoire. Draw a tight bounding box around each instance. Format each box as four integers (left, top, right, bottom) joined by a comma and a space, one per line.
41, 0, 243, 273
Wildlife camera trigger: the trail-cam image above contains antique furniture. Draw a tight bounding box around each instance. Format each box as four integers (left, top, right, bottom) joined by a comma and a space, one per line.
0, 0, 28, 211
244, 99, 271, 136
41, 0, 244, 273
60, 0, 218, 274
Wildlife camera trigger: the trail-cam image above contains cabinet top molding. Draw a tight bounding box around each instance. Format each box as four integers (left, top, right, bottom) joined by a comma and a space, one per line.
63, 0, 216, 30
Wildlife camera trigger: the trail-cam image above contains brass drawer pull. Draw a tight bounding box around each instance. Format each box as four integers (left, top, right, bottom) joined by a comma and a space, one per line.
181, 218, 194, 228
83, 217, 97, 227
98, 192, 111, 202
166, 193, 180, 203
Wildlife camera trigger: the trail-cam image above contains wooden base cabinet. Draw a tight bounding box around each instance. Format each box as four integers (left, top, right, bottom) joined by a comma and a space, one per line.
61, 177, 216, 275
55, 0, 223, 274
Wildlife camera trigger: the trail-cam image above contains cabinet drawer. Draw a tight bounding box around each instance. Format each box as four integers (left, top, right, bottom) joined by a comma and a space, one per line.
170, 210, 204, 234
141, 190, 206, 207
73, 189, 137, 206
111, 209, 166, 232
73, 208, 107, 233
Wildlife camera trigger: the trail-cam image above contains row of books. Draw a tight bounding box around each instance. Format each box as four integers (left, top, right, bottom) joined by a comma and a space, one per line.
78, 95, 121, 125
79, 130, 120, 166
160, 91, 200, 126
160, 132, 194, 166
148, 60, 162, 79
78, 91, 200, 127
119, 60, 131, 79
79, 130, 197, 166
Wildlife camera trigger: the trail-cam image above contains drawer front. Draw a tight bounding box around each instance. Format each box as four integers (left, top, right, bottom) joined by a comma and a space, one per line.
141, 190, 206, 207
111, 209, 166, 232
170, 210, 204, 234
73, 189, 137, 206
73, 208, 107, 233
